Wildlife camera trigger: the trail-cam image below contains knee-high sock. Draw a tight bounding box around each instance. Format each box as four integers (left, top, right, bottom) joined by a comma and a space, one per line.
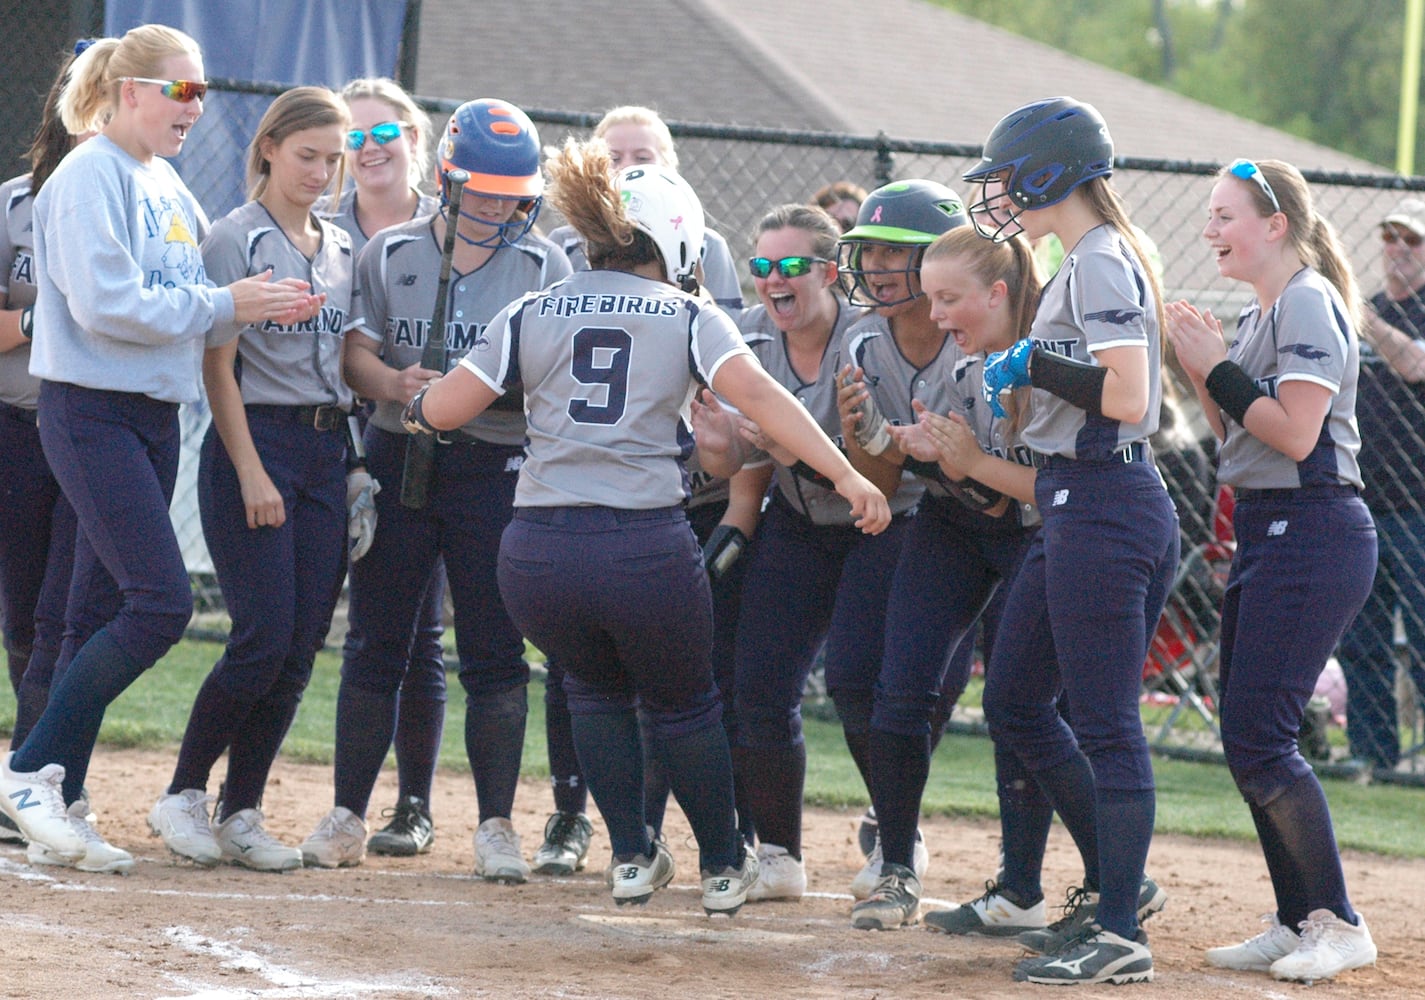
465, 686, 527, 823
640, 717, 672, 837
545, 681, 587, 815
1093, 786, 1155, 938
733, 742, 806, 858
570, 706, 647, 858
392, 687, 444, 805
995, 746, 1054, 904
168, 671, 249, 796
221, 686, 302, 818
1251, 773, 1357, 929
1030, 752, 1101, 891
653, 722, 740, 872
869, 728, 929, 869
333, 684, 399, 818
15, 628, 147, 803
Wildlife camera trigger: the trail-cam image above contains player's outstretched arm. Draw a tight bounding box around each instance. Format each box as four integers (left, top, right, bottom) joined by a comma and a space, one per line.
712, 354, 890, 533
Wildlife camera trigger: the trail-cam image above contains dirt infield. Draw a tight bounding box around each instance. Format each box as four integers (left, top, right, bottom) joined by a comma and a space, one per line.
2, 746, 1419, 999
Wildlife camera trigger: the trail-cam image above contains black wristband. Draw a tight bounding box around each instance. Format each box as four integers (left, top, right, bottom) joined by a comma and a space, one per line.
400, 386, 437, 435
1028, 347, 1107, 416
702, 523, 748, 582
19, 305, 34, 340
1205, 359, 1265, 426
949, 476, 1004, 513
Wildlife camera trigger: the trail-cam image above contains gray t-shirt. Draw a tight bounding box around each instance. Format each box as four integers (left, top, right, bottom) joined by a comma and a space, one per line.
1021, 224, 1161, 460
30, 135, 234, 404
741, 300, 921, 525
0, 174, 37, 408
357, 215, 572, 446
1216, 267, 1362, 489
456, 268, 752, 508
201, 200, 361, 409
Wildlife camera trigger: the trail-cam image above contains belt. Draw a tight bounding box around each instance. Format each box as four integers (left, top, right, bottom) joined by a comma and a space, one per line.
1030, 441, 1148, 470
0, 400, 38, 425
1235, 485, 1359, 501
245, 403, 346, 431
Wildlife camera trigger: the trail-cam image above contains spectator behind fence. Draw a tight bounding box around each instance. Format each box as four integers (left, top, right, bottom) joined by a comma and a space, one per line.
811, 180, 867, 234
1336, 198, 1425, 772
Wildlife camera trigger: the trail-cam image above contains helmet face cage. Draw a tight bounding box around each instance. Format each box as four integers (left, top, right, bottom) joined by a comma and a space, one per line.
437, 98, 544, 249
963, 97, 1112, 243
835, 179, 969, 307
616, 164, 706, 289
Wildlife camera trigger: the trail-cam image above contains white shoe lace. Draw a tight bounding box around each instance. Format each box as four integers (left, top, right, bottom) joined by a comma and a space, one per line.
180, 793, 216, 834
236, 813, 282, 847
479, 823, 520, 858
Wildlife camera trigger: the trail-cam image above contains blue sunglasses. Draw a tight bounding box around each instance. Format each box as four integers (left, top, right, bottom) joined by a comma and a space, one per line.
1227, 159, 1280, 215
347, 121, 408, 151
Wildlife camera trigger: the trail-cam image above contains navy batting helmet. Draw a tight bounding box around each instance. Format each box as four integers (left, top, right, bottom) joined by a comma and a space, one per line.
438, 98, 543, 247
836, 179, 968, 308
963, 97, 1113, 242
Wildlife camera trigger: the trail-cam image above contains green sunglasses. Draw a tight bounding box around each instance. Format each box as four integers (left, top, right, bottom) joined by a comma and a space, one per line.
347, 121, 408, 151
748, 255, 828, 279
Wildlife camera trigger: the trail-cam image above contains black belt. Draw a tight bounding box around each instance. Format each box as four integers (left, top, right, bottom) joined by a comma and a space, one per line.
0, 400, 38, 425
1235, 485, 1359, 501
245, 403, 346, 431
1030, 441, 1148, 470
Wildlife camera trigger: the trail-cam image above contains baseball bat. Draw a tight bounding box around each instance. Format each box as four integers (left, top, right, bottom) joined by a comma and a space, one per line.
400, 168, 469, 510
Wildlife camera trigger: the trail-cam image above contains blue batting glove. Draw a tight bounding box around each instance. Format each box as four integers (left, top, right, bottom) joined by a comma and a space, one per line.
981, 340, 1035, 418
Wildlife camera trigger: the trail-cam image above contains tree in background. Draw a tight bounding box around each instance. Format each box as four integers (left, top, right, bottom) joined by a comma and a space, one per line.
940, 0, 1416, 170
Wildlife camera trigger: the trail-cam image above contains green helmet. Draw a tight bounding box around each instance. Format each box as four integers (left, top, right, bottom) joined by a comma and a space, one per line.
837, 179, 968, 307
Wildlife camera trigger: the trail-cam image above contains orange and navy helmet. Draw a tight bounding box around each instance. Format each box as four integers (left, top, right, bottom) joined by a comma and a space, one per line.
437, 98, 543, 246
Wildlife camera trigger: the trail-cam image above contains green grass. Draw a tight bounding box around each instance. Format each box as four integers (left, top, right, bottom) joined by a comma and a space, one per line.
3, 638, 1421, 858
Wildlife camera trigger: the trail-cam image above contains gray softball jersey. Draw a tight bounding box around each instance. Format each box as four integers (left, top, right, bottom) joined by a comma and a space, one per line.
1216, 267, 1362, 489
1020, 224, 1162, 460
201, 201, 361, 409
456, 268, 752, 509
30, 135, 233, 405
317, 187, 438, 256
0, 175, 37, 408
741, 301, 920, 525
356, 215, 573, 447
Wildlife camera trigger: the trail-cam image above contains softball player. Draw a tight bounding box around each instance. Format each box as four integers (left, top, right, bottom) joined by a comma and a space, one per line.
148, 86, 359, 872
403, 140, 888, 915
533, 104, 749, 875
0, 24, 320, 870
1, 44, 120, 799
1166, 158, 1378, 983
698, 203, 915, 902
320, 76, 445, 858
948, 97, 1178, 985
301, 99, 571, 879
835, 214, 1051, 931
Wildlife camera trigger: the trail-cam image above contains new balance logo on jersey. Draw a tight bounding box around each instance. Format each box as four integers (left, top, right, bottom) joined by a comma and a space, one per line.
398, 273, 418, 286
1052, 489, 1070, 506
1268, 520, 1288, 536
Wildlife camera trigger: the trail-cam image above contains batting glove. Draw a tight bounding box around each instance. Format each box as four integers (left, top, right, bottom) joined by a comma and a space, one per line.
703, 524, 748, 583
981, 339, 1035, 418
346, 469, 380, 561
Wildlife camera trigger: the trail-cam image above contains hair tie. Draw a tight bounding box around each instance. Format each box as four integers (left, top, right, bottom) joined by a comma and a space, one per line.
74, 38, 97, 56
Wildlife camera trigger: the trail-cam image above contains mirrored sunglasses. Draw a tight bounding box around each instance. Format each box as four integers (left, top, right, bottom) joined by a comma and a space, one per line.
1381, 228, 1424, 248
1227, 159, 1280, 215
120, 77, 207, 103
347, 121, 408, 151
748, 255, 828, 279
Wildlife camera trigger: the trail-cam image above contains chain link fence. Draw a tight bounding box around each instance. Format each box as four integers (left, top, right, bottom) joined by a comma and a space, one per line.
5, 63, 1423, 778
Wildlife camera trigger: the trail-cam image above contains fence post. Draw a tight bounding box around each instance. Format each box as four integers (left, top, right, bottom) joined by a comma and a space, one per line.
875, 131, 895, 187
396, 0, 422, 92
